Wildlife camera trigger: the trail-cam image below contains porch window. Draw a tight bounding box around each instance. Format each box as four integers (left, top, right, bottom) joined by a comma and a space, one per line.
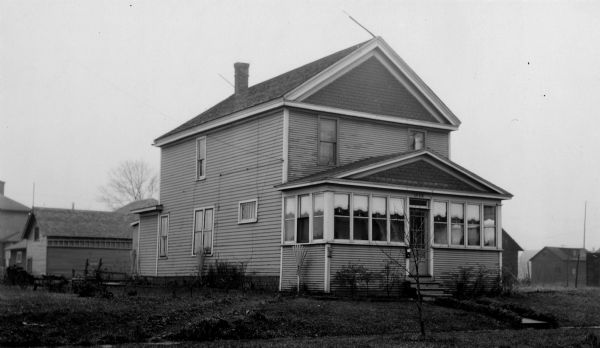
297, 195, 310, 243
371, 196, 387, 241
450, 203, 464, 245
159, 215, 168, 257
433, 202, 448, 244
389, 197, 405, 242
334, 193, 350, 239
353, 195, 369, 240
483, 206, 496, 246
193, 208, 214, 255
318, 118, 337, 165
313, 193, 324, 240
284, 197, 296, 242
196, 137, 206, 180
16, 251, 22, 264
467, 204, 481, 246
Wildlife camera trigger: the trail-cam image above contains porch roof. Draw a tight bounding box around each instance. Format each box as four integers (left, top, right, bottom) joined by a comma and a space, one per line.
277, 150, 512, 199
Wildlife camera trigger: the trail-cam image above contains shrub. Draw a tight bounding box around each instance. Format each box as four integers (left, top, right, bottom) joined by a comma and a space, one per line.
444, 266, 500, 299
333, 263, 379, 297
204, 259, 247, 290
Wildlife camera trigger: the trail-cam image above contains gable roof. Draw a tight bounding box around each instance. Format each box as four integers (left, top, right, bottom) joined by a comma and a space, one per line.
0, 194, 29, 212
115, 198, 159, 216
531, 247, 587, 262
156, 40, 372, 143
155, 37, 462, 146
277, 149, 512, 199
502, 229, 523, 251
24, 208, 131, 240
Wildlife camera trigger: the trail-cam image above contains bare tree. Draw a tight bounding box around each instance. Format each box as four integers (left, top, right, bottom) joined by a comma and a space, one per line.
98, 159, 158, 209
380, 213, 429, 337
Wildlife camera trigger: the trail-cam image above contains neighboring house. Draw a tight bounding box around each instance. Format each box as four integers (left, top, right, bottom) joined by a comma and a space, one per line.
116, 198, 158, 275
0, 180, 30, 275
134, 37, 512, 292
501, 229, 523, 281
530, 247, 587, 286
586, 251, 600, 287
20, 207, 132, 277
518, 249, 539, 280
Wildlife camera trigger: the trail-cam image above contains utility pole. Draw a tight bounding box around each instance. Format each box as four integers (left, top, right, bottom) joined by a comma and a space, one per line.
575, 201, 587, 288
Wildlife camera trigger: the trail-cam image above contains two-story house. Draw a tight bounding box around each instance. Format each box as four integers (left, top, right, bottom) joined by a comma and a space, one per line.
134, 37, 512, 292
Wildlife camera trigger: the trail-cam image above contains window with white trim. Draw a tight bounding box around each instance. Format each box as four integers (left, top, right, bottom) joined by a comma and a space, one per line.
467, 204, 481, 246
353, 195, 369, 240
450, 203, 464, 246
159, 215, 169, 257
312, 194, 324, 240
193, 208, 214, 255
371, 196, 387, 242
196, 137, 206, 180
297, 195, 310, 243
333, 193, 350, 239
433, 202, 448, 244
238, 199, 258, 224
318, 118, 337, 165
483, 206, 496, 247
389, 197, 406, 242
409, 130, 426, 150
284, 197, 296, 242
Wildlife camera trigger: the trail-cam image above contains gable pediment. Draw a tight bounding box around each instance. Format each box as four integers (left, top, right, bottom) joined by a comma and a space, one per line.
303, 55, 442, 124
348, 158, 488, 193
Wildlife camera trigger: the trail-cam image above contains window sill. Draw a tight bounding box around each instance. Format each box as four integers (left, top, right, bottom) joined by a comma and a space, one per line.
196, 177, 206, 182
432, 245, 501, 251
238, 220, 257, 224
282, 240, 407, 247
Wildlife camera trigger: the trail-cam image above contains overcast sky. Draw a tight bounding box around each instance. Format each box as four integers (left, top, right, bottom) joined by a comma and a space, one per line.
1, 1, 599, 251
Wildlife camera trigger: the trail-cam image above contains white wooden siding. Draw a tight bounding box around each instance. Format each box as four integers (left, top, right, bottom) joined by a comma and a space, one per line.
138, 214, 158, 275
281, 244, 325, 291
288, 110, 449, 181
157, 112, 283, 277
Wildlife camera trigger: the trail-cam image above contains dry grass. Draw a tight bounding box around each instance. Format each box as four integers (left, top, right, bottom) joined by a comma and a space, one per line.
1, 284, 599, 346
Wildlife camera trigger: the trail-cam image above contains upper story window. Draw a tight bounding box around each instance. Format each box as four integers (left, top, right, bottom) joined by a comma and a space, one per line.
34, 227, 40, 241
196, 137, 206, 180
238, 199, 258, 224
159, 215, 169, 257
193, 207, 214, 255
318, 117, 337, 166
409, 130, 426, 150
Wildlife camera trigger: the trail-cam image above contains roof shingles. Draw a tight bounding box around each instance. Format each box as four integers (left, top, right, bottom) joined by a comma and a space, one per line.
156, 40, 372, 142
33, 208, 131, 239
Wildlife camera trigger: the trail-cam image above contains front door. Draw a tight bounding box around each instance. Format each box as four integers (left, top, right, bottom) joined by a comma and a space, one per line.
409, 208, 430, 276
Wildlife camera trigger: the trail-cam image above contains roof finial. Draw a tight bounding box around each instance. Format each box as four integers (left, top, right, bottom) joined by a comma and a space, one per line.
343, 10, 376, 38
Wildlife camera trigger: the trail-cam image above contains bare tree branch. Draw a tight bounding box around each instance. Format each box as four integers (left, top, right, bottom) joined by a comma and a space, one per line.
98, 159, 158, 210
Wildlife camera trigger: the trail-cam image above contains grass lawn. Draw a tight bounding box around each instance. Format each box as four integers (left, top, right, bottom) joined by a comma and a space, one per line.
0, 285, 599, 346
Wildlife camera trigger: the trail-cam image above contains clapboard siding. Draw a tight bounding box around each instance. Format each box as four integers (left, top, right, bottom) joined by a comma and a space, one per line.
329, 244, 405, 293
46, 247, 130, 278
304, 55, 441, 123
288, 110, 449, 181
156, 112, 283, 277
433, 248, 500, 282
139, 214, 158, 276
281, 244, 325, 291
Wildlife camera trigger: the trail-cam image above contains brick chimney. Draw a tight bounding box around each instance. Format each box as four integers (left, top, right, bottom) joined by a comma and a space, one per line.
234, 62, 249, 95
0, 180, 4, 195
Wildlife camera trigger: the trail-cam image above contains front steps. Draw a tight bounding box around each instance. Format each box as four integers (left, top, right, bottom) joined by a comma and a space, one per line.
408, 276, 451, 301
